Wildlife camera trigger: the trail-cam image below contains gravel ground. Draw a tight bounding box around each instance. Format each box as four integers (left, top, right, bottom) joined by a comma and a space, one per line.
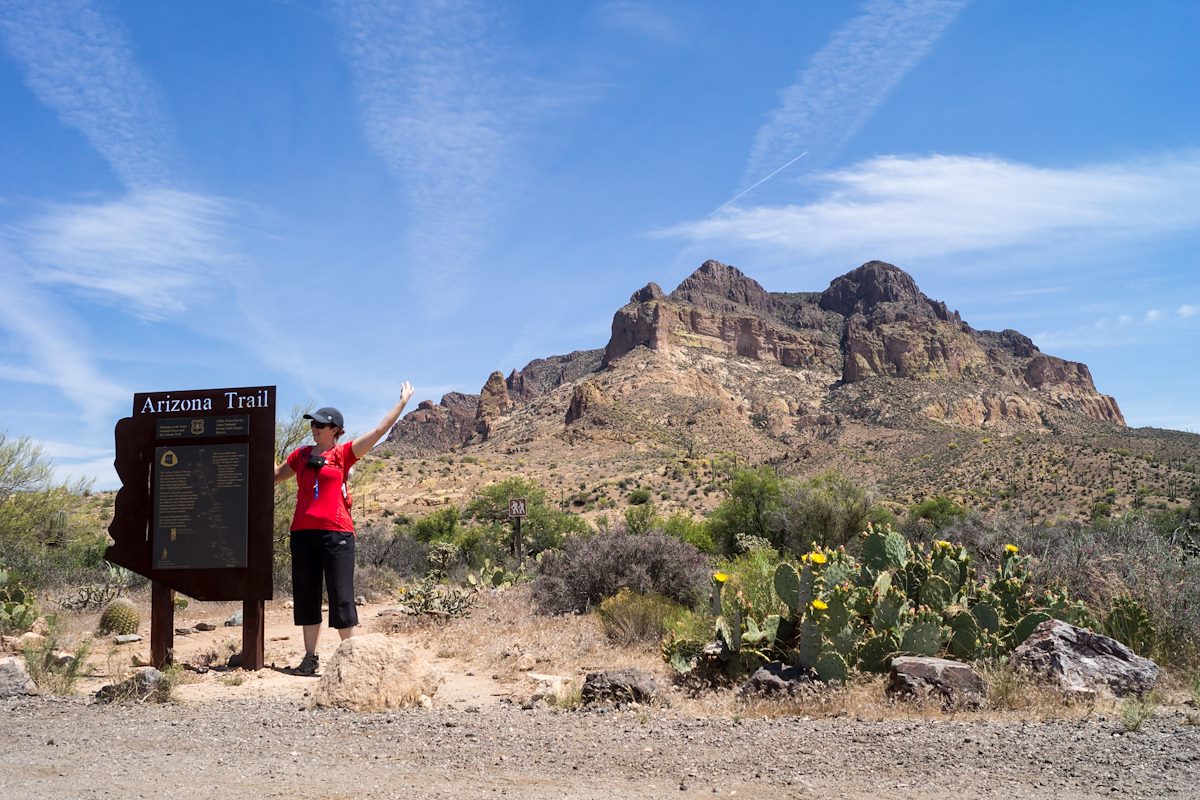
4, 695, 1199, 800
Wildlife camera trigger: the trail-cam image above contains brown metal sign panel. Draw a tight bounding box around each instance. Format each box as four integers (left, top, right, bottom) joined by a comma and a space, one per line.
106, 386, 275, 601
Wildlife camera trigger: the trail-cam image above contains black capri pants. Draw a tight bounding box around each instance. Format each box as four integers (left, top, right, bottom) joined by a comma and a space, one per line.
289, 530, 359, 629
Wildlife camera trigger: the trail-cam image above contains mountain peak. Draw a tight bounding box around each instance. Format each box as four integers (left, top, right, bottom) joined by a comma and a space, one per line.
818, 261, 928, 316
668, 259, 773, 313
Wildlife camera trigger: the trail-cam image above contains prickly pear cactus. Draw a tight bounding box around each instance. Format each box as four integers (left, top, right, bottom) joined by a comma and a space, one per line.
774, 562, 813, 614
945, 605, 981, 660
871, 587, 908, 633
900, 610, 947, 656
98, 597, 139, 636
858, 632, 898, 673
1103, 595, 1156, 656
813, 650, 848, 684
1010, 610, 1052, 647
919, 575, 954, 612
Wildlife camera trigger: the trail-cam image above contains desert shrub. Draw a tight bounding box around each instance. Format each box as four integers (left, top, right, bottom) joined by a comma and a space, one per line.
627, 488, 652, 505
531, 527, 710, 614
354, 563, 403, 600
596, 588, 685, 645
464, 476, 590, 555
355, 522, 431, 578
623, 502, 656, 535
0, 432, 100, 594
781, 471, 888, 551
709, 467, 886, 557
24, 615, 90, 695
707, 466, 788, 555
906, 495, 969, 538
660, 512, 717, 554
413, 507, 461, 543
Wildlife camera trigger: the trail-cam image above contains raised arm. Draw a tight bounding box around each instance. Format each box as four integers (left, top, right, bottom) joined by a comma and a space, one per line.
352, 381, 414, 459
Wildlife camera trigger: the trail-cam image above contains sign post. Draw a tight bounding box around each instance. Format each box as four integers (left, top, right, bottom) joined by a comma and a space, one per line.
107, 386, 275, 670
508, 497, 527, 569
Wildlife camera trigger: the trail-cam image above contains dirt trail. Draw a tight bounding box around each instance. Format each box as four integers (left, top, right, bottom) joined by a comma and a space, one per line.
6, 597, 1199, 800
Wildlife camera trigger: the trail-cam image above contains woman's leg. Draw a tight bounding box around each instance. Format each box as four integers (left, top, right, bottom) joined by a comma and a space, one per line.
323, 531, 360, 636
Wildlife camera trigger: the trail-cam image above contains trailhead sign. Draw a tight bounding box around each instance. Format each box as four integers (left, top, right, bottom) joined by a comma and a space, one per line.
106, 386, 275, 669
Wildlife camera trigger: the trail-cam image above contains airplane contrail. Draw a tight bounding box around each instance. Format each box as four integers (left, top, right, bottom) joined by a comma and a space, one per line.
711, 150, 808, 215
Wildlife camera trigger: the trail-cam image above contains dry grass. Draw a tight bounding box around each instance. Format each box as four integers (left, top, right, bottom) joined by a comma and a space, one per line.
367, 587, 1139, 722
414, 587, 668, 686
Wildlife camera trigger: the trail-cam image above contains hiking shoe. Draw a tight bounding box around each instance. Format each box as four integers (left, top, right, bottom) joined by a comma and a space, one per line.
294, 652, 319, 676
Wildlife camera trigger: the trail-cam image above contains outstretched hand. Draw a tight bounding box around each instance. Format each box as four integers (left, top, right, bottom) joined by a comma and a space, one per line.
399, 381, 414, 407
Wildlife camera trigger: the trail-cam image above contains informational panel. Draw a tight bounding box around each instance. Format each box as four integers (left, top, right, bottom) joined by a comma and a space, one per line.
153, 443, 249, 569
107, 385, 276, 670
107, 386, 275, 600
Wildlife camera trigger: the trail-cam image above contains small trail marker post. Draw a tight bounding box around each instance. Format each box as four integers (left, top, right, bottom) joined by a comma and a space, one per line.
508, 497, 527, 569
106, 386, 275, 670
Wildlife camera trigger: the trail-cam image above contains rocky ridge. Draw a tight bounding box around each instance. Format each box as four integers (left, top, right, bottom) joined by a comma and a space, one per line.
388, 259, 1124, 457
362, 260, 1200, 525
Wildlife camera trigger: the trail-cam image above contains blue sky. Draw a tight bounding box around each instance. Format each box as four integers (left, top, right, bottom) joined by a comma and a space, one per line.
0, 0, 1196, 490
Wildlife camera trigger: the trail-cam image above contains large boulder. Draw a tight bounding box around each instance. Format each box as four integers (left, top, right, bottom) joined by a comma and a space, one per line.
1010, 619, 1158, 698
311, 634, 441, 712
0, 656, 37, 697
581, 668, 658, 705
887, 656, 986, 709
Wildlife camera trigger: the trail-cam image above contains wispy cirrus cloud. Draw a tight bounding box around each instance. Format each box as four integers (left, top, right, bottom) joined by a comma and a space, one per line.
332, 0, 516, 312
597, 1, 685, 44
0, 0, 177, 188
665, 151, 1200, 263
12, 189, 243, 319
0, 247, 127, 428
741, 0, 968, 195
1034, 303, 1198, 352
0, 0, 305, 443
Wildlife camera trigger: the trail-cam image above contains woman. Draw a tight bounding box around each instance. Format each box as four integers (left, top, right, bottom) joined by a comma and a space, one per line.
273, 381, 414, 675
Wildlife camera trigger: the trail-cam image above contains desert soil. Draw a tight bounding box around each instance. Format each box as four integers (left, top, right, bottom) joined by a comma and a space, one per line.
3, 598, 1199, 800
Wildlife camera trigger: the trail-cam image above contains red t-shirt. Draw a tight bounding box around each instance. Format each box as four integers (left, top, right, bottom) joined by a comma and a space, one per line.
287, 442, 358, 533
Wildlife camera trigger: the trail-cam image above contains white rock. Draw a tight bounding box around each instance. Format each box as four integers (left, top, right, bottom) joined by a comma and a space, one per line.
311, 633, 441, 712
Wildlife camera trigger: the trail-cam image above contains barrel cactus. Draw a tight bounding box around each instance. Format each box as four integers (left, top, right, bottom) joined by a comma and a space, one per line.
98, 597, 140, 635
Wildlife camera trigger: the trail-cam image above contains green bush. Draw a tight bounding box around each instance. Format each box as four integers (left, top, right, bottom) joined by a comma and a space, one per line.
596, 588, 685, 645
660, 512, 717, 554
627, 488, 652, 505
708, 467, 887, 557
464, 476, 589, 555
0, 569, 38, 634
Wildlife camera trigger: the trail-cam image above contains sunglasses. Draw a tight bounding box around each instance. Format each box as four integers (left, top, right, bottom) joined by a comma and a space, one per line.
310, 421, 334, 429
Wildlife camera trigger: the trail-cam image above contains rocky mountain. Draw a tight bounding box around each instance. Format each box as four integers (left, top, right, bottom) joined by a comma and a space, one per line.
379, 260, 1197, 523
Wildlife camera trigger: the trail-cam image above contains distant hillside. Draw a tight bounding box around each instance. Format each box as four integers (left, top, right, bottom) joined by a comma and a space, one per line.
376, 260, 1199, 525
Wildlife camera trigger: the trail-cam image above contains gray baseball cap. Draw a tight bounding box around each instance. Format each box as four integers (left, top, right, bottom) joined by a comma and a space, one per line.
304, 407, 344, 428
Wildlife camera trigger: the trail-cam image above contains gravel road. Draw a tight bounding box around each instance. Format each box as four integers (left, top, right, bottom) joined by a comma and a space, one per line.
4, 695, 1198, 800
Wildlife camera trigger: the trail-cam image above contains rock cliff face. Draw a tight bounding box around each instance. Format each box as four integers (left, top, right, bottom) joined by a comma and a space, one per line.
385, 392, 478, 456
388, 258, 1124, 454
602, 259, 1124, 427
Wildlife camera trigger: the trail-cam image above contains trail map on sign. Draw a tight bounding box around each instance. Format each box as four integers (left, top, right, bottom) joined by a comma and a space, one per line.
152, 444, 249, 569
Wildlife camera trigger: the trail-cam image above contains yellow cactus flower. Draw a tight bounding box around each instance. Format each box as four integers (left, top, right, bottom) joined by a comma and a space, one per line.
811, 599, 828, 611
935, 540, 951, 549
713, 571, 729, 583
1004, 544, 1019, 554
809, 552, 827, 565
